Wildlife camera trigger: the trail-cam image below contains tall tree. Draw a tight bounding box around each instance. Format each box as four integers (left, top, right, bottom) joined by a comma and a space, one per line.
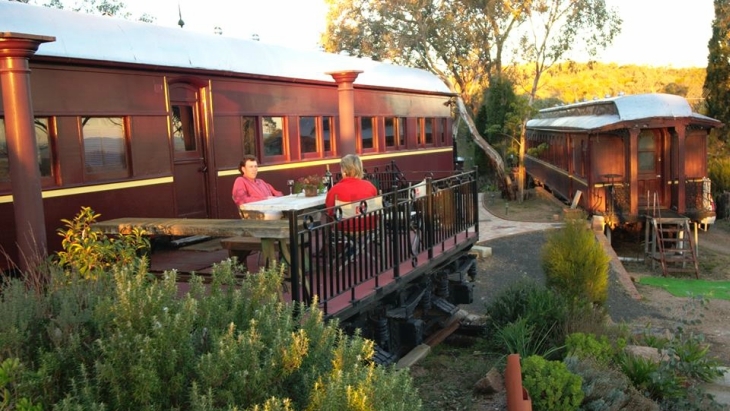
704, 0, 730, 142
322, 0, 528, 183
322, 0, 620, 197
322, 0, 528, 111
512, 0, 621, 201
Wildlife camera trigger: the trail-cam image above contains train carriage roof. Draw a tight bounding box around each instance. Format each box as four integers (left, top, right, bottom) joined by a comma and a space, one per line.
526, 93, 721, 133
0, 1, 452, 95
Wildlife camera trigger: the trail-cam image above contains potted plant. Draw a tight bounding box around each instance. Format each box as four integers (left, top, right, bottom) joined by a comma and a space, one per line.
295, 174, 324, 197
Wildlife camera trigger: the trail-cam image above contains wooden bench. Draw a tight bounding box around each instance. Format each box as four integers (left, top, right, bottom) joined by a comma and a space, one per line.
220, 236, 279, 263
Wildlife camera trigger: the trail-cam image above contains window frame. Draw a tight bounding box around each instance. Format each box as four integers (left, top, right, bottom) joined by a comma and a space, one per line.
81, 116, 130, 182
260, 115, 288, 162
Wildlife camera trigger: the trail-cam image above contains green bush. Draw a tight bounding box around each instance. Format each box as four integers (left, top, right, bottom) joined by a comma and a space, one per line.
521, 355, 584, 411
485, 280, 569, 358
495, 317, 561, 359
1, 237, 422, 409
708, 156, 730, 194
56, 206, 150, 279
563, 355, 659, 411
542, 219, 610, 305
565, 332, 621, 365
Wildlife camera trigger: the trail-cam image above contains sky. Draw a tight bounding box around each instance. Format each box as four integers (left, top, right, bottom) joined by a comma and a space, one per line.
119, 0, 714, 68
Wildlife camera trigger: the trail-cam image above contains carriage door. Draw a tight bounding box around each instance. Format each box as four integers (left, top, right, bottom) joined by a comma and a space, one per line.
169, 82, 209, 218
637, 130, 663, 208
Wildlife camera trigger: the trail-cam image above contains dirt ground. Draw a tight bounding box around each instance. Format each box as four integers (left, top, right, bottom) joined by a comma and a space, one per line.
487, 188, 730, 365
410, 189, 730, 411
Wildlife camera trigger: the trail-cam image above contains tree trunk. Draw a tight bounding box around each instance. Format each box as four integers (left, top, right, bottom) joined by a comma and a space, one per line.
455, 97, 506, 184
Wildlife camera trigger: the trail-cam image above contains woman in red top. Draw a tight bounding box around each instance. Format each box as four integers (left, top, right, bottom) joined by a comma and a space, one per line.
325, 154, 378, 210
232, 155, 283, 206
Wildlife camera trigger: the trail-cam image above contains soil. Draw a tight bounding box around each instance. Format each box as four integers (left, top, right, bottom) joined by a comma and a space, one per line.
409, 189, 730, 411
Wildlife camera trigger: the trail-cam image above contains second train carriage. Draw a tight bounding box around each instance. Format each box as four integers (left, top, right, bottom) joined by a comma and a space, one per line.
0, 1, 459, 270
525, 93, 721, 231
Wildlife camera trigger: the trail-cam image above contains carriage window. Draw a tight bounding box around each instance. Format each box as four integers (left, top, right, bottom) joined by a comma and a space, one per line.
638, 131, 656, 172
0, 117, 53, 182
82, 117, 127, 174
323, 116, 334, 153
385, 117, 405, 147
360, 117, 374, 150
171, 105, 196, 152
262, 116, 284, 157
299, 116, 317, 155
241, 116, 256, 156
424, 118, 433, 145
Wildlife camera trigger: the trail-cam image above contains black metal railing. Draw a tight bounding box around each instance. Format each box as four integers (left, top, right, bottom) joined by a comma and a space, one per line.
284, 170, 479, 316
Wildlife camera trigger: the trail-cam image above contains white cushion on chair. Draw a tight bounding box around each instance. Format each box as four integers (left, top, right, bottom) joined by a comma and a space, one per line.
412, 179, 427, 198
335, 196, 383, 219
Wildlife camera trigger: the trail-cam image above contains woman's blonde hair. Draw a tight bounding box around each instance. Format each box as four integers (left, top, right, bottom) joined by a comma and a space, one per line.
340, 154, 364, 179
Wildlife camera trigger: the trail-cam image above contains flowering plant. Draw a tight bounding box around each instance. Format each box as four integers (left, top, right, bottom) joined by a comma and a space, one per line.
295, 174, 324, 193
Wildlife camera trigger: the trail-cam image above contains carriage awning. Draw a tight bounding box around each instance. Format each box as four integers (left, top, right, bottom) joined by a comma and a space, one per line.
526, 93, 722, 133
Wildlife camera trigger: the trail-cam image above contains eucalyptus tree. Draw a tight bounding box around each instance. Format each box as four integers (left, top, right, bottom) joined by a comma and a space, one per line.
705, 0, 730, 142
511, 0, 621, 200
323, 0, 620, 198
322, 0, 528, 181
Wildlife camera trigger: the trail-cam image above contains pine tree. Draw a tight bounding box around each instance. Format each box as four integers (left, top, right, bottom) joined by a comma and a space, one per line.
704, 0, 730, 141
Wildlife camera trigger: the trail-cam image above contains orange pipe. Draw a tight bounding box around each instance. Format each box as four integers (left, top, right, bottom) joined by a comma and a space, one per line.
505, 354, 532, 411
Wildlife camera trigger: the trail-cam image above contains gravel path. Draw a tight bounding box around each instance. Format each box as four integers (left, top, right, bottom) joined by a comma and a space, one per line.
467, 208, 665, 324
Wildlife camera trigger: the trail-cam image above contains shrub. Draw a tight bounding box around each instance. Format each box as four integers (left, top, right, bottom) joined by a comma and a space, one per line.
55, 206, 150, 279
495, 317, 561, 359
485, 280, 569, 358
708, 156, 730, 194
565, 332, 621, 365
2, 250, 422, 409
542, 218, 610, 305
564, 355, 659, 411
521, 355, 584, 411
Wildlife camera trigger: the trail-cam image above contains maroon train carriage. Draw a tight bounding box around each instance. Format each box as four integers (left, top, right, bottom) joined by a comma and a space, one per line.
525, 93, 721, 233
0, 1, 458, 270
0, 2, 479, 360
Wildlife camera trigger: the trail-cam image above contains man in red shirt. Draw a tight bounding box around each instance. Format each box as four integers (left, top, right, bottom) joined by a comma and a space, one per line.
232, 155, 283, 206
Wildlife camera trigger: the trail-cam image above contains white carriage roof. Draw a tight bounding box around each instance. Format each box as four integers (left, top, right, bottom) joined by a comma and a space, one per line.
0, 1, 452, 95
526, 93, 721, 132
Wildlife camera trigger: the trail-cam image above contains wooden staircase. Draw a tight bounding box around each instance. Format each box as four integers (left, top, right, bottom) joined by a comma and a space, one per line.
646, 216, 700, 278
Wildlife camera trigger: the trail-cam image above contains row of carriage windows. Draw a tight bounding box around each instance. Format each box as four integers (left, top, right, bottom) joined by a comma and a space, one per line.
0, 114, 447, 184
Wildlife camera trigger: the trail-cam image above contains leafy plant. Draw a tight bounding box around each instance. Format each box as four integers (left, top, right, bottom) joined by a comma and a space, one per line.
521, 355, 584, 411
0, 251, 422, 409
563, 355, 660, 411
542, 218, 610, 305
495, 317, 562, 359
565, 332, 621, 365
55, 206, 150, 279
485, 280, 569, 358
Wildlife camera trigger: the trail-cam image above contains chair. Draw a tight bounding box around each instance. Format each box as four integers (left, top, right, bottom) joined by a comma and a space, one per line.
332, 196, 384, 269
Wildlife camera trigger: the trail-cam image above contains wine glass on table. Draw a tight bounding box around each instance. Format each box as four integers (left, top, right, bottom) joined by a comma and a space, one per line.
287, 179, 294, 195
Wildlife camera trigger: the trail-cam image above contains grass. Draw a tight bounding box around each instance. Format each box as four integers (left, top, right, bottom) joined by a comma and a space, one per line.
637, 276, 730, 300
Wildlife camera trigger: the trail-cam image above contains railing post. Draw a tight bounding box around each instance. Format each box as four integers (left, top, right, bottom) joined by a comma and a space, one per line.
425, 177, 434, 259
288, 210, 301, 303
390, 187, 400, 278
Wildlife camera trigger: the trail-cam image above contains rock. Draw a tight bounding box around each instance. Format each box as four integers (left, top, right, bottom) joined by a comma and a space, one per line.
624, 345, 664, 362
474, 367, 504, 394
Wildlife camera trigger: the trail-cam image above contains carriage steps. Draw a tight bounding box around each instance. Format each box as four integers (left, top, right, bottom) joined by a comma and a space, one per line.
646, 217, 700, 278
